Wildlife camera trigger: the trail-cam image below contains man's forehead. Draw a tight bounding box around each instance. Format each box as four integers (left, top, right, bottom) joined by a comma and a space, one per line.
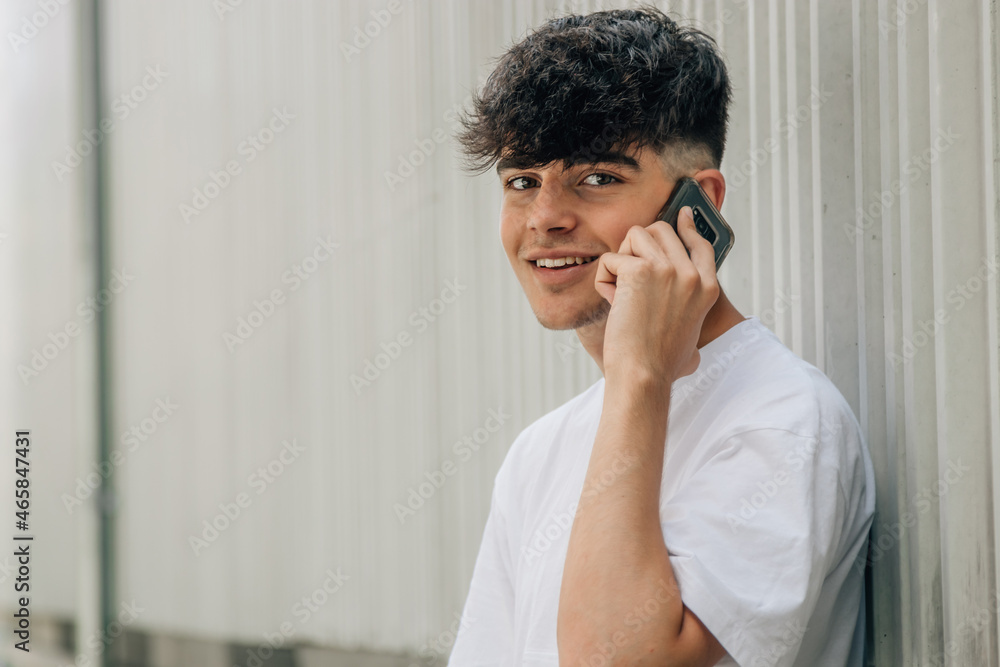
495, 149, 644, 176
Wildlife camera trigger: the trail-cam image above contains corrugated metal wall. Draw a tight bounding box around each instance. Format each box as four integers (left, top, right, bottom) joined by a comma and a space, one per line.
2, 0, 998, 664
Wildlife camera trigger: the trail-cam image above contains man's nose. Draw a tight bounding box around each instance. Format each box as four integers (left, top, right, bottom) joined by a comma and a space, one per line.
526, 184, 577, 233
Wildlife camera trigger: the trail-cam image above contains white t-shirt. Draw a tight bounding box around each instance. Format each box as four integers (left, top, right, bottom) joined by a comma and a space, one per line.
448, 316, 875, 667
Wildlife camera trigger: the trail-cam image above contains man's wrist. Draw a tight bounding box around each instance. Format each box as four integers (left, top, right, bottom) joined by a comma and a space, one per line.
605, 365, 675, 397
603, 367, 673, 417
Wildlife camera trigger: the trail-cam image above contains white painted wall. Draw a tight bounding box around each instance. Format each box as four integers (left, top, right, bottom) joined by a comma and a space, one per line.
2, 0, 998, 664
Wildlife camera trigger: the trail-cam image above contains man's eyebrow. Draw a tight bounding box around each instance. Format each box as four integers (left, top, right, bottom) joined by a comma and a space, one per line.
495, 151, 641, 176
565, 152, 641, 171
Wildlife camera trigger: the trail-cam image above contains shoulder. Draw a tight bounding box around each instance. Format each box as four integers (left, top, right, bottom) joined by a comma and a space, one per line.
673, 318, 873, 510
683, 317, 861, 445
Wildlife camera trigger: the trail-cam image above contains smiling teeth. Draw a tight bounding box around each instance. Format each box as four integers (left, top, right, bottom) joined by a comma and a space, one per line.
535, 256, 596, 268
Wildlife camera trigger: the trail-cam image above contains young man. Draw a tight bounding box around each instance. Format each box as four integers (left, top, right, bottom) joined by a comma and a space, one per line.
448, 7, 874, 666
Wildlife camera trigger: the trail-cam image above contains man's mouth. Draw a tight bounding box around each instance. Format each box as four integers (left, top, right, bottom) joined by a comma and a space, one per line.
532, 256, 599, 269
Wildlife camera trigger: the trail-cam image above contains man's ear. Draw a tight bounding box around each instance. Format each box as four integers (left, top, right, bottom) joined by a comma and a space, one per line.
692, 169, 726, 210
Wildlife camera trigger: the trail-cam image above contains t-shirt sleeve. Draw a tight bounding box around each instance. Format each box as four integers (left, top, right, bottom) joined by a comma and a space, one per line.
661, 427, 847, 667
447, 480, 516, 666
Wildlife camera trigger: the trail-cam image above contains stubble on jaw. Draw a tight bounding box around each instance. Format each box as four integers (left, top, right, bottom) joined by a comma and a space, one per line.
533, 295, 611, 331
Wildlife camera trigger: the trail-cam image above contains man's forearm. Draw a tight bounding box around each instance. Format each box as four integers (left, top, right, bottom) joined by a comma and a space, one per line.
558, 373, 689, 665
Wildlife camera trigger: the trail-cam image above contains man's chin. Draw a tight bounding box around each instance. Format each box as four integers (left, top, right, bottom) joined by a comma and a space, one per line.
533, 299, 610, 331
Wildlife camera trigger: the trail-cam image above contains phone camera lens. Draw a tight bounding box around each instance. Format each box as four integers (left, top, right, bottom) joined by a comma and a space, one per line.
693, 208, 717, 244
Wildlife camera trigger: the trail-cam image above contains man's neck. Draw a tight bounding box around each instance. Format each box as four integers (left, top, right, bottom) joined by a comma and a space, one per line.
576, 288, 746, 377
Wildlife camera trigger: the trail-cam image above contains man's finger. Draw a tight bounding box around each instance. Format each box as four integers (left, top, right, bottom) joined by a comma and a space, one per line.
674, 206, 718, 281
645, 216, 691, 268
593, 251, 639, 287
618, 224, 668, 261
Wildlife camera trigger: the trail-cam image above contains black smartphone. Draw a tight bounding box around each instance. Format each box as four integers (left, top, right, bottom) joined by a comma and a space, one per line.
654, 177, 735, 271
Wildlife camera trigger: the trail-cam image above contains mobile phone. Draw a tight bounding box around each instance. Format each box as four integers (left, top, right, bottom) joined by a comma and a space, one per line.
654, 177, 735, 271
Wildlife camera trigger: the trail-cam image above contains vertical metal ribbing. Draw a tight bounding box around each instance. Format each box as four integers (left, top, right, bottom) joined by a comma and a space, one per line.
84, 0, 114, 664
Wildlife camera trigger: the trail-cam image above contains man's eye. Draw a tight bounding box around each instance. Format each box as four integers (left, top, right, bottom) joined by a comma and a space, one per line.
506, 176, 535, 190
583, 173, 618, 186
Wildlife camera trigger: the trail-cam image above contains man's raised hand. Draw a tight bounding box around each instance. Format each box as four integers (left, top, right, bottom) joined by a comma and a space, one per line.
594, 205, 720, 387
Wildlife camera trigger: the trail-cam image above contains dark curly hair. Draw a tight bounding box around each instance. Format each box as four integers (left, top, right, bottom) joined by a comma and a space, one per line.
455, 5, 732, 178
